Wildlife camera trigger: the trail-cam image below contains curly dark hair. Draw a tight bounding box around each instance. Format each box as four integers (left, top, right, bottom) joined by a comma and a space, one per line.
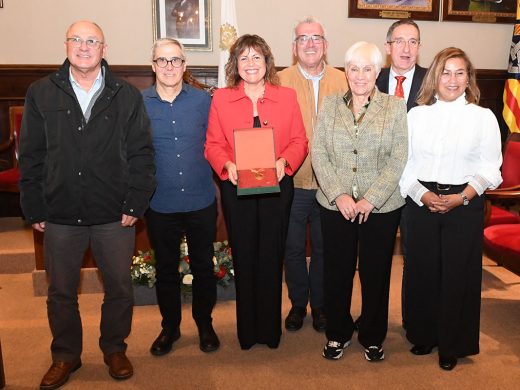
225, 34, 279, 87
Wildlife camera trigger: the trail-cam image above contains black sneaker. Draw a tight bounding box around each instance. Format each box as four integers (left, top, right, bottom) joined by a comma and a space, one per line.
364, 345, 384, 362
322, 340, 351, 360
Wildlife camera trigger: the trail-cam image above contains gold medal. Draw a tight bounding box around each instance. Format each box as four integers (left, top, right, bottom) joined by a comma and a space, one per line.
251, 168, 265, 181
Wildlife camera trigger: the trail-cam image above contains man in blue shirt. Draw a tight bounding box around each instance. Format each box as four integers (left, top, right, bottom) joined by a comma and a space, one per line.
142, 38, 219, 355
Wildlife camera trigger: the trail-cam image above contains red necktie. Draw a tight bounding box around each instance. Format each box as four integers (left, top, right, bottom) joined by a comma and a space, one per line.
394, 76, 406, 99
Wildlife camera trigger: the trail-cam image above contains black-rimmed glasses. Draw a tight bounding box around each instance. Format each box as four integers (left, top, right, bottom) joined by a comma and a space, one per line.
153, 57, 185, 68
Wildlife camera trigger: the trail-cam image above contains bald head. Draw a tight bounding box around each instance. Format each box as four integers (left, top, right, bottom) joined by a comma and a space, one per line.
65, 20, 107, 77
66, 20, 105, 43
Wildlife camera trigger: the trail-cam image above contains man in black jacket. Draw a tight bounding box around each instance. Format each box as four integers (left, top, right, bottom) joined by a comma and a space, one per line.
19, 20, 155, 390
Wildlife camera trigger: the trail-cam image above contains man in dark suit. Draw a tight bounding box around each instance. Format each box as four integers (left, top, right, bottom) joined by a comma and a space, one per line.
356, 20, 426, 331
379, 19, 426, 325
377, 19, 426, 111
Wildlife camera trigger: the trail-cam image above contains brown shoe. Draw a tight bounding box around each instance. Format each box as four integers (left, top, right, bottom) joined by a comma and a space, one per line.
103, 352, 133, 380
40, 360, 81, 390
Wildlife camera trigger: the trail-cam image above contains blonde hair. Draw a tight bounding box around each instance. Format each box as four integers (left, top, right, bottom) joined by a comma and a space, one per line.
416, 47, 480, 106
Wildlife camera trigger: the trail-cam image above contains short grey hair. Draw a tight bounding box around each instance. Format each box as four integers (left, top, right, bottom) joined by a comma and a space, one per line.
386, 19, 420, 43
151, 37, 186, 60
292, 16, 327, 41
344, 41, 383, 74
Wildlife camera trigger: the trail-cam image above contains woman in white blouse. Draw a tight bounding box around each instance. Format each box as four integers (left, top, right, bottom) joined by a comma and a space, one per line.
399, 47, 502, 371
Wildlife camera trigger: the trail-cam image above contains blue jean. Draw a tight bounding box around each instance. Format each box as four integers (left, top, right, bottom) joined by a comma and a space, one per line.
284, 188, 324, 309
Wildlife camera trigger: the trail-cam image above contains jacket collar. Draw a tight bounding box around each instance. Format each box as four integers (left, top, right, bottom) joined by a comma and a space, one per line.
227, 80, 280, 103
297, 62, 326, 80
51, 58, 118, 90
338, 87, 387, 137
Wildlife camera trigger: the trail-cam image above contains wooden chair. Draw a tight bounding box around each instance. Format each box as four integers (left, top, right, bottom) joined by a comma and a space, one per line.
483, 132, 520, 276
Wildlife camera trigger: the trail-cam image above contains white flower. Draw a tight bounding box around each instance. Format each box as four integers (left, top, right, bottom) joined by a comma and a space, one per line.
182, 274, 194, 285
212, 256, 217, 265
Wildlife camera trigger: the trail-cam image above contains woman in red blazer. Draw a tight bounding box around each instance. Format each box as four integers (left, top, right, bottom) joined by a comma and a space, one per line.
205, 34, 308, 350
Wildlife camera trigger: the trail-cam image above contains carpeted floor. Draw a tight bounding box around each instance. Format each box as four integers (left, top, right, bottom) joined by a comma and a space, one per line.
1, 255, 519, 389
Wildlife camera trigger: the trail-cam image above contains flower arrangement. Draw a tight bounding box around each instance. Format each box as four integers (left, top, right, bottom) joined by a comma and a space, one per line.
131, 237, 234, 294
179, 237, 234, 294
130, 250, 157, 288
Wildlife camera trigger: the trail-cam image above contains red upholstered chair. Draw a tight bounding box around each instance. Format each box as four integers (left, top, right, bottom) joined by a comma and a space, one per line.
0, 106, 23, 193
484, 132, 520, 226
483, 132, 520, 276
483, 223, 520, 275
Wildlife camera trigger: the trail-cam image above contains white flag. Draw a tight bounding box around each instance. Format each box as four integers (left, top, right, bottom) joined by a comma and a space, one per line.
218, 0, 239, 88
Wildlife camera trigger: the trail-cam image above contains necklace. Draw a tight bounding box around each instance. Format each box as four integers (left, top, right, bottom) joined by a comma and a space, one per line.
245, 84, 265, 102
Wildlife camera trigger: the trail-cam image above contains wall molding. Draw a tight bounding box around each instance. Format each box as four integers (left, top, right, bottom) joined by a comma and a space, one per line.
0, 64, 509, 150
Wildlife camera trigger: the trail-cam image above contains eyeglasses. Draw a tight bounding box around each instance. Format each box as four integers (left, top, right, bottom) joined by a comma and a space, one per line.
387, 39, 420, 48
295, 35, 325, 45
66, 37, 104, 48
153, 57, 185, 68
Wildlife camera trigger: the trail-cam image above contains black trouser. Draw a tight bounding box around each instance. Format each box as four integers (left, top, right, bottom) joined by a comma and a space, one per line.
400, 205, 409, 325
146, 202, 217, 331
44, 221, 135, 362
320, 206, 401, 348
220, 177, 293, 349
405, 184, 483, 358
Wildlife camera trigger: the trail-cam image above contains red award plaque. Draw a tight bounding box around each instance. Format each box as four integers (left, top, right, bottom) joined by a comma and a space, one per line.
234, 127, 280, 196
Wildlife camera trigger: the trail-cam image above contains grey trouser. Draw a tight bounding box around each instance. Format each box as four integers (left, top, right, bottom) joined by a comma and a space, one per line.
44, 221, 134, 362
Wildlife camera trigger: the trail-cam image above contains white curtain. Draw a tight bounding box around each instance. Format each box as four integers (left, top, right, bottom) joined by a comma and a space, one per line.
217, 0, 239, 88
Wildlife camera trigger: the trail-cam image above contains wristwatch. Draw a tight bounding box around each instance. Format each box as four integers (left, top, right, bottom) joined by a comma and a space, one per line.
459, 193, 469, 206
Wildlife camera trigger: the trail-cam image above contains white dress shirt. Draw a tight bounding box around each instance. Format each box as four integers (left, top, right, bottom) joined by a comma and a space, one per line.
399, 93, 503, 206
389, 67, 415, 103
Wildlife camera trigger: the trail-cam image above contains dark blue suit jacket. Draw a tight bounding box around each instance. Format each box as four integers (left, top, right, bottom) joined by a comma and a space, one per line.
376, 65, 427, 112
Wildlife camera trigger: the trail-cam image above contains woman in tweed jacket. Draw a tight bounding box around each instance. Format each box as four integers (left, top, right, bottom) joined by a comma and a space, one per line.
312, 41, 408, 362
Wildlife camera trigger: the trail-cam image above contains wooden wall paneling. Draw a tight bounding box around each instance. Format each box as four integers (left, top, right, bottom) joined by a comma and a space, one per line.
477, 69, 508, 142
0, 65, 507, 270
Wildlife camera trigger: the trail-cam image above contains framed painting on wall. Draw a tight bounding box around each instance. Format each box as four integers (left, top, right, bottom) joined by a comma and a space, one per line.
348, 0, 440, 21
442, 0, 516, 23
152, 0, 212, 51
